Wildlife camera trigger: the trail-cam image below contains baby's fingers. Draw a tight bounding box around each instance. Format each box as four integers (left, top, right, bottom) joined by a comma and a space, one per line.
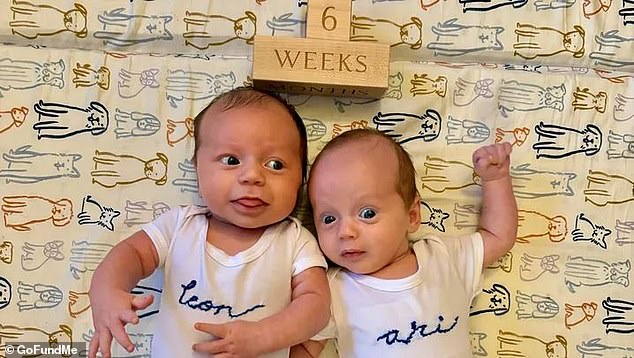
97, 330, 113, 358
131, 294, 154, 311
110, 317, 135, 353
88, 333, 100, 358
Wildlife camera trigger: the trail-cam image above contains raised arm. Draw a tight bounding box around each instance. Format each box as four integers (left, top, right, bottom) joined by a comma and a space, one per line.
193, 266, 330, 357
88, 231, 159, 358
472, 142, 518, 268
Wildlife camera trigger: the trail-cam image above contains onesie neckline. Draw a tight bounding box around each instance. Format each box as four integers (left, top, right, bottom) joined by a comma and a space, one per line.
346, 251, 423, 292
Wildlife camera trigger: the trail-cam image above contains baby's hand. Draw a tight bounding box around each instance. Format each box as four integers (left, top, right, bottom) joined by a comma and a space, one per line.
472, 142, 512, 182
193, 320, 264, 358
88, 291, 154, 358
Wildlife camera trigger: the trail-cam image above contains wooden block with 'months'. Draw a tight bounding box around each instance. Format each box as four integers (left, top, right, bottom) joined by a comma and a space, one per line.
252, 0, 390, 98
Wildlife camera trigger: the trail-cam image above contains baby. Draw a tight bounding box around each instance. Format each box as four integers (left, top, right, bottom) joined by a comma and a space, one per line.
89, 87, 330, 358
294, 128, 517, 357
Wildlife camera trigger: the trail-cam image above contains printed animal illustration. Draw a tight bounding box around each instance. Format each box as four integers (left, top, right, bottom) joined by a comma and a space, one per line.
0, 324, 72, 356
460, 0, 528, 12
420, 156, 479, 193
118, 68, 160, 99
17, 281, 62, 311
496, 127, 530, 147
584, 171, 634, 207
577, 337, 634, 357
453, 78, 494, 106
0, 242, 13, 264
2, 195, 72, 232
77, 195, 121, 231
10, 0, 87, 39
372, 110, 441, 144
0, 106, 28, 134
68, 291, 90, 318
607, 130, 634, 159
511, 164, 576, 199
498, 80, 565, 117
514, 23, 585, 59
332, 120, 368, 138
350, 15, 423, 49
453, 203, 479, 230
420, 201, 449, 232
533, 122, 602, 159
33, 100, 109, 139
470, 283, 510, 316
616, 220, 634, 246
0, 58, 64, 96
565, 302, 597, 329
470, 332, 487, 356
564, 256, 630, 293
21, 240, 64, 272
172, 159, 198, 193
533, 0, 577, 10
516, 291, 559, 319
517, 210, 567, 243
594, 69, 634, 84
446, 116, 490, 144
520, 253, 560, 281
115, 109, 160, 139
572, 213, 611, 249
590, 30, 634, 70
69, 240, 113, 280
165, 70, 236, 108
123, 200, 170, 227
384, 72, 404, 99
82, 329, 153, 357
184, 11, 257, 49
497, 331, 568, 358
95, 8, 173, 47
583, 0, 611, 18
0, 277, 11, 309
614, 93, 634, 121
72, 63, 110, 89
572, 87, 608, 113
0, 146, 81, 184
428, 18, 503, 56
266, 12, 304, 36
92, 150, 168, 188
602, 297, 634, 334
303, 118, 327, 142
488, 252, 513, 273
410, 74, 447, 97
167, 117, 194, 146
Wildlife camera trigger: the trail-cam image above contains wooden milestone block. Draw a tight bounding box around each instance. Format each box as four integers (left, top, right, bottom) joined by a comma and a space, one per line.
252, 35, 389, 98
306, 0, 352, 41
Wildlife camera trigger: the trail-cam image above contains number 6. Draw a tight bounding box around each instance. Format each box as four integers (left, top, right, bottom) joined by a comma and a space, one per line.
321, 6, 337, 31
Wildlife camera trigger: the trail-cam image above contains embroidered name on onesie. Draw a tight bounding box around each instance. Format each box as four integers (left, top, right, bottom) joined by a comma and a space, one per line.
178, 279, 265, 318
376, 315, 459, 345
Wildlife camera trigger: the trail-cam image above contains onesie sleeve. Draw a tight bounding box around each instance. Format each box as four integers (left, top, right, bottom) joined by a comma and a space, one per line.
442, 232, 484, 299
141, 206, 187, 268
290, 219, 328, 276
312, 268, 339, 341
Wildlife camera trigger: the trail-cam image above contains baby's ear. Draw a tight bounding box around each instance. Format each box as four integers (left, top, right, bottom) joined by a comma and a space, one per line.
407, 195, 422, 233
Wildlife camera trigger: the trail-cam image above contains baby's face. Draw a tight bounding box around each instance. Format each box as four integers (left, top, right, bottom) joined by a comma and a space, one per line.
195, 102, 302, 230
309, 138, 419, 278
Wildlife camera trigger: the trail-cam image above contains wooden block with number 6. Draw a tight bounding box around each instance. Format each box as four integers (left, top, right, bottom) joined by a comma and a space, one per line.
306, 0, 352, 41
252, 35, 389, 98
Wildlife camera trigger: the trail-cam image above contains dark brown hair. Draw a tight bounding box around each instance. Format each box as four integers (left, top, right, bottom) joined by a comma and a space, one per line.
192, 86, 308, 182
309, 128, 419, 207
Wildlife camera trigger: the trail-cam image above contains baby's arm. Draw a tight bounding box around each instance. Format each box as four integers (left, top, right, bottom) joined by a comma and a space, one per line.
88, 231, 159, 358
290, 340, 328, 357
472, 142, 518, 268
193, 266, 330, 357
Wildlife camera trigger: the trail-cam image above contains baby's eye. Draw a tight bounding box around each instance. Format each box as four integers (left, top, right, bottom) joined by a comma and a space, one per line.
265, 159, 284, 170
321, 215, 336, 225
220, 156, 240, 165
359, 208, 376, 219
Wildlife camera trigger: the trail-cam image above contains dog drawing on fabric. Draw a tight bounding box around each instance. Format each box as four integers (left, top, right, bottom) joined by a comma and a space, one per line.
0, 106, 28, 134
95, 8, 173, 47
420, 156, 479, 193
33, 100, 109, 140
123, 200, 170, 227
614, 93, 634, 121
10, 0, 87, 39
118, 68, 160, 99
167, 117, 194, 146
515, 291, 559, 319
427, 18, 504, 57
577, 337, 634, 357
520, 253, 560, 281
602, 297, 634, 334
22, 240, 64, 272
410, 74, 447, 97
72, 63, 110, 90
532, 122, 602, 159
453, 78, 495, 107
446, 116, 490, 144
497, 331, 567, 358
17, 281, 63, 311
2, 195, 72, 232
350, 15, 423, 49
495, 127, 530, 147
91, 150, 168, 188
511, 164, 576, 199
0, 146, 81, 184
460, 0, 529, 12
0, 324, 72, 356
114, 109, 160, 139
498, 80, 566, 117
564, 302, 597, 329
572, 87, 608, 113
514, 23, 585, 60
607, 130, 634, 159
165, 70, 236, 108
470, 283, 511, 316
0, 58, 64, 96
184, 11, 257, 49
372, 110, 441, 144
564, 256, 630, 293
584, 171, 634, 207
517, 210, 567, 244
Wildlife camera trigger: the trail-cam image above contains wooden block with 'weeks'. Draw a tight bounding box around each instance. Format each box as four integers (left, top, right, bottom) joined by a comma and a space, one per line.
252, 36, 390, 98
